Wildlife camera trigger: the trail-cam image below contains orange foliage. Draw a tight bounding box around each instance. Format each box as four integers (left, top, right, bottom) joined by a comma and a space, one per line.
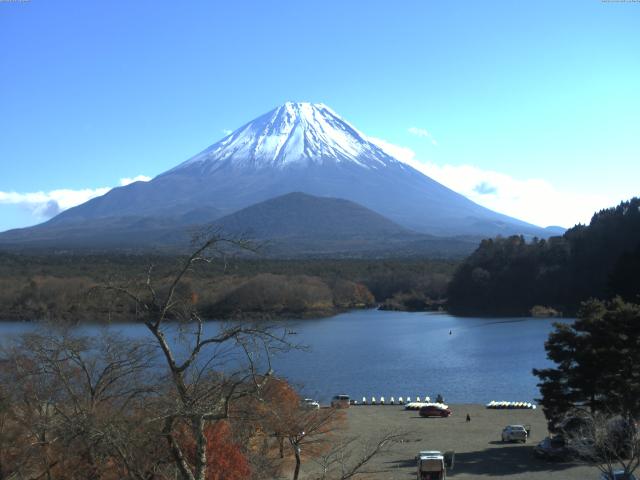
252, 378, 301, 436
262, 378, 300, 410
204, 421, 251, 480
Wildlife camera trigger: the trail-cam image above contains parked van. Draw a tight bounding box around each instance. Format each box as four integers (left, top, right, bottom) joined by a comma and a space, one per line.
416, 450, 455, 479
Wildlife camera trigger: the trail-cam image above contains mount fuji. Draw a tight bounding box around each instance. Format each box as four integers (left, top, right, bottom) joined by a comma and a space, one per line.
0, 102, 557, 253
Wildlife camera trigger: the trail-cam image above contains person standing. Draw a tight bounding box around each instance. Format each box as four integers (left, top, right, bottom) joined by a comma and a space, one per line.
466, 413, 471, 422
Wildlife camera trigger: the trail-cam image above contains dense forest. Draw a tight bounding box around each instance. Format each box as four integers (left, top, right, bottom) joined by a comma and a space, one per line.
0, 253, 456, 321
4, 198, 639, 321
447, 197, 640, 316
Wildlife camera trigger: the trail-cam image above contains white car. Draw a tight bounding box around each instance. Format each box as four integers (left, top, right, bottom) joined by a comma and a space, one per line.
501, 425, 528, 443
302, 398, 320, 409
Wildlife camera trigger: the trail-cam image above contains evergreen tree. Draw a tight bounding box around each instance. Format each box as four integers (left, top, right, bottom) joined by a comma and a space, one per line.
534, 298, 640, 431
448, 197, 640, 316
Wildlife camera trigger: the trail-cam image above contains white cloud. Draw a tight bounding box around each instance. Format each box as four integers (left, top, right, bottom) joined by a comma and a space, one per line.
413, 161, 616, 228
408, 126, 438, 146
119, 175, 151, 186
368, 137, 620, 228
367, 136, 417, 163
0, 175, 151, 222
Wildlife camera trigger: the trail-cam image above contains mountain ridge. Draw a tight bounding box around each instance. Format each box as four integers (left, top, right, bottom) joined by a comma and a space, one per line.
0, 102, 559, 252
212, 191, 413, 239
0, 192, 481, 258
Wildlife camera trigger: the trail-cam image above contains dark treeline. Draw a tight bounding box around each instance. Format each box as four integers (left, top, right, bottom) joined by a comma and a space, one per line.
447, 197, 640, 316
0, 253, 456, 321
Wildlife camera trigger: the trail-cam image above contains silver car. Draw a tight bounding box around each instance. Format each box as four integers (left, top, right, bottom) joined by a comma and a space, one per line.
501, 425, 528, 443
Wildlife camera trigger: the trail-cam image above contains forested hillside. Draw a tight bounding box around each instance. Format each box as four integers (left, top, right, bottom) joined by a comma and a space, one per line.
0, 254, 455, 321
447, 197, 640, 316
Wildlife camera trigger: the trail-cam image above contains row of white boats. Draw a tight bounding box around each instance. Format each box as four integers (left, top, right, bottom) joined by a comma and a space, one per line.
354, 396, 436, 405
486, 401, 536, 409
351, 397, 535, 409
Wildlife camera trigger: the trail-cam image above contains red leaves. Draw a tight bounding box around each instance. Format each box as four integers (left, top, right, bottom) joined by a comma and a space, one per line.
204, 421, 251, 480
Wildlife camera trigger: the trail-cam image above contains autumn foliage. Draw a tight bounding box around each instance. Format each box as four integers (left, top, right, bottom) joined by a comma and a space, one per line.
203, 421, 251, 480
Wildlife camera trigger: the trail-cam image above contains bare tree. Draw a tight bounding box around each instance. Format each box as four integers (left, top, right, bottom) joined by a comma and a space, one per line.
285, 408, 344, 480
0, 329, 162, 480
102, 233, 293, 480
0, 233, 304, 479
563, 409, 640, 479
310, 431, 407, 480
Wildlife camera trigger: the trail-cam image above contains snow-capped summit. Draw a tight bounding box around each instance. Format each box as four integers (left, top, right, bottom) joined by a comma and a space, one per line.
171, 102, 402, 173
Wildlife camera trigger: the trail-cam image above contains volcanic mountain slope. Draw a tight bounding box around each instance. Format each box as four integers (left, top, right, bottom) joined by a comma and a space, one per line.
0, 192, 480, 257
215, 192, 410, 239
210, 192, 479, 257
0, 102, 555, 251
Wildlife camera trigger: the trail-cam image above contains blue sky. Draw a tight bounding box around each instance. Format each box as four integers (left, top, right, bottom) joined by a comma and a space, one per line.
1, 0, 639, 230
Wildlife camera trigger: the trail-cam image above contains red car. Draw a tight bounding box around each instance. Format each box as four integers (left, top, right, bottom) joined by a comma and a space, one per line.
419, 405, 452, 418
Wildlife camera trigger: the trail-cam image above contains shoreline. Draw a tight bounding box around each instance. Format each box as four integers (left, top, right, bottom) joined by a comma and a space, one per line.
0, 305, 575, 324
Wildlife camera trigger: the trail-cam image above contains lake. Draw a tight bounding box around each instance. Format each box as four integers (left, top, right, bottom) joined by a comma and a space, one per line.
0, 310, 567, 404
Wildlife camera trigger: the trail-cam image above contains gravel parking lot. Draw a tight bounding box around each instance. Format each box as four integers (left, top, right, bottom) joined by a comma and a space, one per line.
299, 403, 600, 479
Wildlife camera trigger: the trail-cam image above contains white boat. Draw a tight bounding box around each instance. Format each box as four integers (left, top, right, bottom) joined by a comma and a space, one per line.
486, 400, 536, 409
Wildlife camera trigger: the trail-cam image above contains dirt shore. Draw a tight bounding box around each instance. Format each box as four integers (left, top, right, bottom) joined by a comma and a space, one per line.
299, 403, 599, 479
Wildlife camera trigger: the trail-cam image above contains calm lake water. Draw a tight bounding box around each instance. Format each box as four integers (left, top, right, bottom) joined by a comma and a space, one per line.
0, 310, 568, 404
